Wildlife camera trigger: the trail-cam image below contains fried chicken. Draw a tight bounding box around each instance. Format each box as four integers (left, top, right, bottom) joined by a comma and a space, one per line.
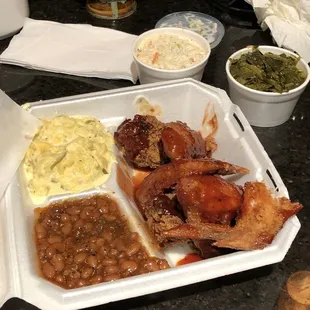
164, 182, 303, 250
114, 115, 166, 169
176, 175, 243, 225
135, 159, 249, 246
115, 115, 215, 170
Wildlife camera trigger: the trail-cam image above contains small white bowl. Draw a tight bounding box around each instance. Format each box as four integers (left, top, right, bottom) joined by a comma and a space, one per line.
226, 46, 310, 127
132, 27, 211, 84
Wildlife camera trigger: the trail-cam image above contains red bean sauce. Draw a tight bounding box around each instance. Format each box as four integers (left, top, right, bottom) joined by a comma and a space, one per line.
34, 195, 169, 289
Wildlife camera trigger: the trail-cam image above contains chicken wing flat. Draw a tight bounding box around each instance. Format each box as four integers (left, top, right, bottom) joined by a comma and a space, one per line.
164, 182, 303, 250
176, 175, 243, 225
114, 115, 166, 169
135, 159, 248, 247
136, 159, 249, 212
161, 122, 208, 160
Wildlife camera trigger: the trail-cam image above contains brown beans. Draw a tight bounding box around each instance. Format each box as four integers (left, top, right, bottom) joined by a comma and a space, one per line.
67, 206, 81, 215
90, 275, 103, 284
80, 207, 92, 220
102, 230, 113, 242
72, 271, 81, 279
42, 262, 55, 279
159, 260, 170, 270
53, 242, 65, 253
113, 238, 125, 251
70, 215, 79, 222
103, 214, 116, 222
35, 224, 47, 239
60, 213, 70, 222
101, 259, 117, 266
145, 259, 160, 272
54, 260, 65, 272
120, 260, 138, 273
126, 242, 141, 256
109, 249, 119, 257
105, 265, 119, 275
74, 219, 84, 230
48, 235, 62, 244
74, 252, 87, 264
130, 232, 139, 240
81, 267, 93, 279
99, 246, 109, 257
35, 194, 170, 290
45, 246, 55, 259
96, 238, 105, 247
52, 254, 65, 272
104, 274, 120, 282
76, 279, 87, 287
55, 275, 64, 283
86, 255, 98, 268
61, 222, 72, 235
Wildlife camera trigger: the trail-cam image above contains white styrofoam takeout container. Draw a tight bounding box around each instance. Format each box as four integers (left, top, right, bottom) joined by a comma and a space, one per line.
0, 78, 301, 310
132, 28, 211, 84
226, 46, 310, 127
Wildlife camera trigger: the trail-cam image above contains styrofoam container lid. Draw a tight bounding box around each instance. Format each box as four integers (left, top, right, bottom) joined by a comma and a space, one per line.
155, 12, 225, 49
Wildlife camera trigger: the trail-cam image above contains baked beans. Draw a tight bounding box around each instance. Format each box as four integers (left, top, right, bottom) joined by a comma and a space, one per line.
34, 195, 169, 289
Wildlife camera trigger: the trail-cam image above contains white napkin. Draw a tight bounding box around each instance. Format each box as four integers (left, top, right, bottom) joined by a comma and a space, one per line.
0, 90, 41, 200
248, 0, 310, 63
0, 18, 138, 83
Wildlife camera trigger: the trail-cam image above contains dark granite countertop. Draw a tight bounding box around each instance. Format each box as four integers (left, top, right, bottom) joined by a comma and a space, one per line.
0, 1, 309, 309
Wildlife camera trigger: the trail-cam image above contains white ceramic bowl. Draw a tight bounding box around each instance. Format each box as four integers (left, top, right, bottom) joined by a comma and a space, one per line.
132, 27, 211, 84
226, 46, 310, 127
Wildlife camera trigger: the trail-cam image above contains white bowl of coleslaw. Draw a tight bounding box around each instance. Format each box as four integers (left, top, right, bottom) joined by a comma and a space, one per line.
132, 27, 211, 84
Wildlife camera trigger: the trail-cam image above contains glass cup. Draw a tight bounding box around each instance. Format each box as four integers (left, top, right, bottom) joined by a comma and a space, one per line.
277, 271, 310, 310
86, 0, 137, 20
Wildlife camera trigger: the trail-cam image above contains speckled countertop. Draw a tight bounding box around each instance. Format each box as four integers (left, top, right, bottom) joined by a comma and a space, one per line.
0, 1, 309, 310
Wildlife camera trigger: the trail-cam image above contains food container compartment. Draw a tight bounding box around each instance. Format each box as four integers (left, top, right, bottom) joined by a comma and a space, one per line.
0, 78, 301, 310
226, 46, 310, 127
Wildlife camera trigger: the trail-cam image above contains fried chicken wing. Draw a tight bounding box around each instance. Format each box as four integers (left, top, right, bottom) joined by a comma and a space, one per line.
136, 159, 249, 213
164, 182, 303, 250
114, 115, 166, 169
161, 122, 208, 160
135, 159, 248, 247
176, 175, 242, 225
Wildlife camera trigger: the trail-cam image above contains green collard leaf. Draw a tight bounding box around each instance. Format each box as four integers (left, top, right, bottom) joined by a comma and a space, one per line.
230, 47, 306, 93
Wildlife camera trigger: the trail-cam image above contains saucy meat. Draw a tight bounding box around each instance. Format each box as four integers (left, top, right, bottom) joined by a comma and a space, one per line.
114, 115, 215, 170
114, 115, 166, 169
34, 195, 169, 289
161, 122, 207, 160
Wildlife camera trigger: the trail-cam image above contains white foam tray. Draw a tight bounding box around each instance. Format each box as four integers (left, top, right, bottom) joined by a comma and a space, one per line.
0, 78, 300, 310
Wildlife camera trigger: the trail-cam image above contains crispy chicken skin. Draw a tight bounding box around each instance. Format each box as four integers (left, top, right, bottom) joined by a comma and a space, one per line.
176, 175, 243, 225
135, 159, 249, 247
114, 115, 166, 169
135, 159, 249, 213
164, 182, 303, 250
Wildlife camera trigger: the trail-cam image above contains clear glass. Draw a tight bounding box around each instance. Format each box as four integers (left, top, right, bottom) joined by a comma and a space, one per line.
86, 0, 137, 20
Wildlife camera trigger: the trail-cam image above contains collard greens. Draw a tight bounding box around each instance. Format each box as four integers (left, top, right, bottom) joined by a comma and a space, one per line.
230, 47, 306, 93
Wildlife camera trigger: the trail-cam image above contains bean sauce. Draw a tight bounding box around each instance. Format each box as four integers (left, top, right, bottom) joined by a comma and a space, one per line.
34, 195, 170, 289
